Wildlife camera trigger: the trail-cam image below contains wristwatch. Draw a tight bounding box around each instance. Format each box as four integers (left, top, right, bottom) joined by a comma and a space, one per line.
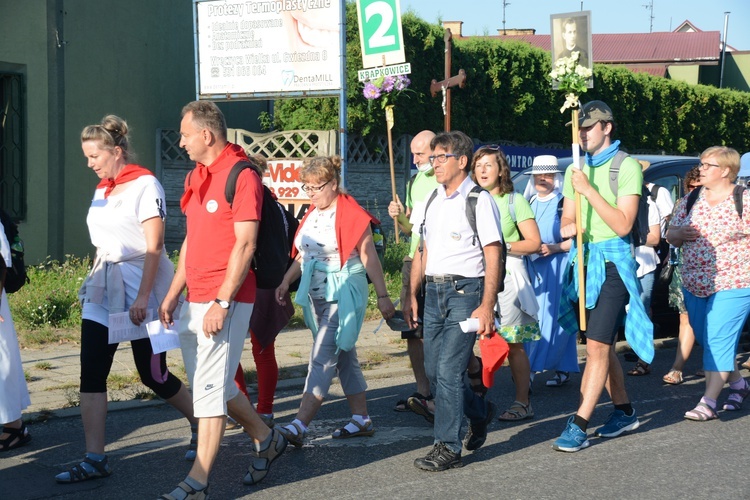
506, 242, 512, 252
214, 298, 230, 309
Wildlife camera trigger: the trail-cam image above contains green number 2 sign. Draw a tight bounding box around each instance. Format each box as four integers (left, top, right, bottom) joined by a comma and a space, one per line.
356, 0, 406, 68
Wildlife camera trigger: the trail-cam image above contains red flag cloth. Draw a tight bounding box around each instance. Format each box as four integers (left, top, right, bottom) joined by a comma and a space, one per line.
97, 164, 154, 198
479, 332, 509, 388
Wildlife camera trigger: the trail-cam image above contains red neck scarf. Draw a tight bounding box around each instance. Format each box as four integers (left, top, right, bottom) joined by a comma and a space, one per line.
97, 164, 154, 198
180, 144, 245, 212
292, 194, 379, 267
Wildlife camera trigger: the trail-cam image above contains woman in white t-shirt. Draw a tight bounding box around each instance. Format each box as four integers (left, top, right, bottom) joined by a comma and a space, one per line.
274, 156, 395, 447
55, 116, 196, 484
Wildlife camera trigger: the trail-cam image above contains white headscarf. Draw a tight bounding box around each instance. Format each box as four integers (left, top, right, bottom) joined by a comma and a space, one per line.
523, 172, 564, 201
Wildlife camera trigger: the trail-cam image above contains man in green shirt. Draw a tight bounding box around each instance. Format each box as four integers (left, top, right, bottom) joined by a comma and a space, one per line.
554, 100, 651, 452
388, 130, 439, 419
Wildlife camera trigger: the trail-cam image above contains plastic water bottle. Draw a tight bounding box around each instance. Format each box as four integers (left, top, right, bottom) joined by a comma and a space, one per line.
668, 246, 678, 266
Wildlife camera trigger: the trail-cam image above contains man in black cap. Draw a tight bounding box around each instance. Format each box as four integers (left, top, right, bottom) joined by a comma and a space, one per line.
552, 100, 653, 452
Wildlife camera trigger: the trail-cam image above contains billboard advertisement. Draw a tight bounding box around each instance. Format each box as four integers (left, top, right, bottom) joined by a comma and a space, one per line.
194, 0, 342, 98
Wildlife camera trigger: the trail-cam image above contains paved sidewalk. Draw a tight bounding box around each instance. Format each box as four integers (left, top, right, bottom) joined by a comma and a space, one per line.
20, 319, 413, 419
20, 317, 695, 421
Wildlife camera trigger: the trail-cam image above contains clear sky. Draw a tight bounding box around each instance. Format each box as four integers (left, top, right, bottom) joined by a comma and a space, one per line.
400, 0, 750, 51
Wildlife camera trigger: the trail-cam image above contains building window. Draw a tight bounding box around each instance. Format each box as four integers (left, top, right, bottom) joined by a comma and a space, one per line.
0, 72, 25, 220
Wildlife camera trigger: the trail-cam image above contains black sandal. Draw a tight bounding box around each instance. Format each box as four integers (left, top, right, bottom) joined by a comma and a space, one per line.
395, 392, 429, 412
468, 357, 488, 397
55, 455, 112, 483
0, 423, 31, 452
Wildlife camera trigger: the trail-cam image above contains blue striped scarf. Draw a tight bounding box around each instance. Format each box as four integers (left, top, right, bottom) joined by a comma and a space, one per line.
559, 236, 654, 363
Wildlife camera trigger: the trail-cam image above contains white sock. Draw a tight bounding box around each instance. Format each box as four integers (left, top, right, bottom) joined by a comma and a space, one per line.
284, 419, 308, 436
343, 414, 370, 433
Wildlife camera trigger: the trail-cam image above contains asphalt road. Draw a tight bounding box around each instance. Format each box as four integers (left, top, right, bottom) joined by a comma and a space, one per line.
3, 346, 750, 500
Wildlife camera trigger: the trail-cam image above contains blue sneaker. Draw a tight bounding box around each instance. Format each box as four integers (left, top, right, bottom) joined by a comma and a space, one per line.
552, 416, 590, 452
596, 409, 640, 438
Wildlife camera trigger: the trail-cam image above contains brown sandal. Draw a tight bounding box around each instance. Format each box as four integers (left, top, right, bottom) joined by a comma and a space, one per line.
627, 361, 651, 376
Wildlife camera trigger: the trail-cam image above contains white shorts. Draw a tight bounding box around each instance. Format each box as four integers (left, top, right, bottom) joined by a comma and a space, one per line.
177, 300, 253, 418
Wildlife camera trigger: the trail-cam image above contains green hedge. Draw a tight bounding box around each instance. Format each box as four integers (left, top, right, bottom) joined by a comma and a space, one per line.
269, 2, 750, 155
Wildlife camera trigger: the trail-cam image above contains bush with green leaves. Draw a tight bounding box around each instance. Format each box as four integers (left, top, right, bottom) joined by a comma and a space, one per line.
269, 2, 750, 155
9, 256, 91, 330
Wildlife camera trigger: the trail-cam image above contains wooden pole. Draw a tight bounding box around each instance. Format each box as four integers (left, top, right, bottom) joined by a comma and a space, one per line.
385, 105, 399, 243
571, 109, 586, 331
444, 29, 452, 131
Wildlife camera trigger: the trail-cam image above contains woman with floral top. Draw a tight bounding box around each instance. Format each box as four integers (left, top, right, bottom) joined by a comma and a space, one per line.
667, 146, 750, 421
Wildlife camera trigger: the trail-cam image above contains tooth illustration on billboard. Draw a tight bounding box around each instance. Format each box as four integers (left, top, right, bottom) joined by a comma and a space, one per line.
282, 70, 295, 86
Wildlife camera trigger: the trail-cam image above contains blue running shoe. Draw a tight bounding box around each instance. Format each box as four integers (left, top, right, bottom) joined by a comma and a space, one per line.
552, 416, 590, 452
596, 409, 640, 438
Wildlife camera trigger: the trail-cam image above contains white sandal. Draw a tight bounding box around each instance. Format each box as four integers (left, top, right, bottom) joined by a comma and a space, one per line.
546, 371, 570, 387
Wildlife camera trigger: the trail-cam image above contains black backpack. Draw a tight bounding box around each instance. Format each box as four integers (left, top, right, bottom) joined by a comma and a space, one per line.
420, 185, 507, 291
608, 151, 650, 247
684, 184, 745, 219
215, 160, 300, 290
0, 209, 29, 293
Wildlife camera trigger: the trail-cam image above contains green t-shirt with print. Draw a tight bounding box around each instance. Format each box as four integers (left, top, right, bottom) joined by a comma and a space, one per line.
492, 192, 535, 243
562, 154, 643, 243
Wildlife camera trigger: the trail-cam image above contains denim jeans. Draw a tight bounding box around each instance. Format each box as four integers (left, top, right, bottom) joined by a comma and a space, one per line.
423, 277, 488, 454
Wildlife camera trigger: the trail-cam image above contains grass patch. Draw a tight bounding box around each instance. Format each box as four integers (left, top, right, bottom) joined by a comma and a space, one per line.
131, 388, 157, 400
63, 387, 80, 407
360, 350, 389, 370
46, 381, 78, 391
9, 256, 90, 329
107, 373, 141, 390
278, 366, 307, 380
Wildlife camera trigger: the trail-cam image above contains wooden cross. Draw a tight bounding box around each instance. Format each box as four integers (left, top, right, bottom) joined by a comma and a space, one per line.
429, 28, 467, 132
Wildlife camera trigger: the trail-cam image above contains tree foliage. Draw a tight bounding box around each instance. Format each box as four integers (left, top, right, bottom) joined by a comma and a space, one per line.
269, 2, 750, 154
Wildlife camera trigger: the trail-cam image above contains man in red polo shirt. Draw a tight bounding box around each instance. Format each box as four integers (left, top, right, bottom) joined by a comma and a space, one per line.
158, 101, 287, 499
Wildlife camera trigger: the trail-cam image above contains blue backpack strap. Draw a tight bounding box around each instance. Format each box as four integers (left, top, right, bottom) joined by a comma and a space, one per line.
608, 150, 630, 198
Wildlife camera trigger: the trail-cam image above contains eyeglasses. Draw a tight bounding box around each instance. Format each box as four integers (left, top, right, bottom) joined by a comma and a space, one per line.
482, 144, 503, 151
428, 153, 458, 165
698, 162, 722, 170
301, 180, 330, 193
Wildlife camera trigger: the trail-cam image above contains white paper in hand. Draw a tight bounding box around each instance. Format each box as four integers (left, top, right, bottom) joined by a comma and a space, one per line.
108, 309, 154, 344
459, 317, 480, 333
146, 320, 181, 354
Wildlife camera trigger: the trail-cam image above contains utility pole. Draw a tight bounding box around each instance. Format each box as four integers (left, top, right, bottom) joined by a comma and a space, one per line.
643, 0, 654, 33
720, 11, 730, 88
502, 0, 510, 35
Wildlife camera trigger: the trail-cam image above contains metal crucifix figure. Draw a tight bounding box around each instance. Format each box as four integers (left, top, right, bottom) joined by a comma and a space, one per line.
429, 28, 467, 132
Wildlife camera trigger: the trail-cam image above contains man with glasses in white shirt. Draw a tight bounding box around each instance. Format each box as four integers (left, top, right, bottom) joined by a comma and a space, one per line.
406, 131, 503, 471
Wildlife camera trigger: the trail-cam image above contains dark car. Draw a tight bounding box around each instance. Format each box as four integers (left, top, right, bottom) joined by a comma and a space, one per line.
512, 154, 700, 334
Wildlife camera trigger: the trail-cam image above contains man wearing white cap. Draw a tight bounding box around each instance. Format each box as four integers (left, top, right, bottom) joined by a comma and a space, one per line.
553, 100, 653, 452
523, 155, 580, 388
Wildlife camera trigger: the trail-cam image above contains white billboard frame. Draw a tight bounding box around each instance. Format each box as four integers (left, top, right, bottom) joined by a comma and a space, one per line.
193, 0, 344, 101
